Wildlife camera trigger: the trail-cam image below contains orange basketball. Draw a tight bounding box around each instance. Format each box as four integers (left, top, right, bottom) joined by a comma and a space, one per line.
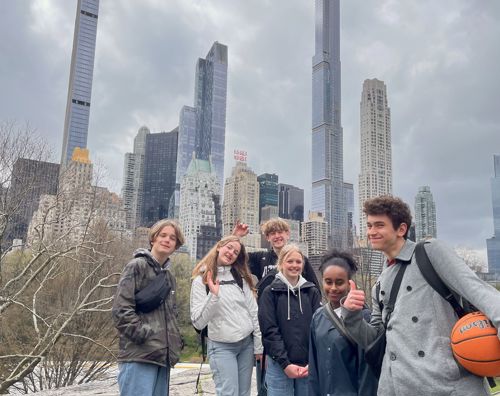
450, 311, 500, 377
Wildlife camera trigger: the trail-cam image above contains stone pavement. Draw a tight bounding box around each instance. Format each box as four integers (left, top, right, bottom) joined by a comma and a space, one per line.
28, 364, 259, 395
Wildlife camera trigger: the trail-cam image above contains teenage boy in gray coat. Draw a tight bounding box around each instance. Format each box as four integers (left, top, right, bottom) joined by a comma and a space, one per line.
342, 195, 500, 396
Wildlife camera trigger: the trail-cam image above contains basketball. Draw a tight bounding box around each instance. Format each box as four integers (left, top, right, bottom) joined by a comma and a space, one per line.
450, 312, 500, 377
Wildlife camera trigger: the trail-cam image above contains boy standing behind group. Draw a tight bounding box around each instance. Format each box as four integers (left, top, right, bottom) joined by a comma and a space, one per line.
233, 218, 319, 289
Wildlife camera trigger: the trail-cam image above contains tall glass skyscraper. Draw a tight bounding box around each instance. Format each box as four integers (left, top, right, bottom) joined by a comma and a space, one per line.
487, 155, 500, 275
141, 129, 178, 227
194, 42, 228, 190
61, 0, 100, 165
312, 0, 346, 248
176, 106, 198, 185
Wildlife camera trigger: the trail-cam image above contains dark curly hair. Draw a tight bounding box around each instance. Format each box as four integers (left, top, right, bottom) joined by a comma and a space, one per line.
319, 249, 358, 279
363, 195, 412, 239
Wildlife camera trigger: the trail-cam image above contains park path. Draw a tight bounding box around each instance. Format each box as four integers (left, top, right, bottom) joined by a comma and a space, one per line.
28, 364, 259, 396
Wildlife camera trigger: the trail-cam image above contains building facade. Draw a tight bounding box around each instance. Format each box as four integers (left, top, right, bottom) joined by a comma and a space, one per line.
312, 0, 346, 248
278, 183, 304, 222
343, 182, 355, 248
222, 161, 260, 249
28, 149, 126, 246
258, 173, 279, 222
176, 106, 198, 186
4, 159, 60, 246
141, 129, 178, 227
414, 186, 437, 241
122, 126, 149, 230
61, 0, 100, 165
358, 78, 392, 241
487, 155, 500, 275
179, 158, 221, 260
302, 211, 329, 280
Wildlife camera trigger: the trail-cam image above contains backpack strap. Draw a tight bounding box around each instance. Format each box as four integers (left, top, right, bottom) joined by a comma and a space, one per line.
324, 303, 357, 345
383, 263, 408, 327
415, 241, 467, 318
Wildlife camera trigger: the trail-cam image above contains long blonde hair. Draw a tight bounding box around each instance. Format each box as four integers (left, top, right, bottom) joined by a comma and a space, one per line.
192, 235, 254, 289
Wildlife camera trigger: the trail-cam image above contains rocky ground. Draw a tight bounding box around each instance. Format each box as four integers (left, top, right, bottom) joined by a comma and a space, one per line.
23, 364, 259, 395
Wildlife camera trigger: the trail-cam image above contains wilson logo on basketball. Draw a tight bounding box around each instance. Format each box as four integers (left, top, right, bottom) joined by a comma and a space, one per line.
459, 319, 493, 334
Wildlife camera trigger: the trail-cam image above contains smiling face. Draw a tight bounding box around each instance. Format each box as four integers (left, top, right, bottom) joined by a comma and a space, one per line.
366, 214, 407, 259
266, 230, 290, 252
281, 250, 304, 284
217, 241, 241, 266
150, 225, 177, 263
322, 265, 350, 308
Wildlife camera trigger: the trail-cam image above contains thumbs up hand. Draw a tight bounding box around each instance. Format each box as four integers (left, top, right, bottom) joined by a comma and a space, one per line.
343, 280, 366, 311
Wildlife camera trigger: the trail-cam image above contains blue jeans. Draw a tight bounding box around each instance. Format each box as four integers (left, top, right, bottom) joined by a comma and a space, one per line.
117, 362, 170, 396
207, 335, 254, 396
265, 356, 308, 396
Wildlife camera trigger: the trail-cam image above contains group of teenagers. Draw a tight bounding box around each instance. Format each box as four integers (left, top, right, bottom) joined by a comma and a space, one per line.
112, 195, 500, 396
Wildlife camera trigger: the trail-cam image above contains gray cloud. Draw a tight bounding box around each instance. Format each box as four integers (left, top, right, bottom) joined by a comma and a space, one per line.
1, 0, 499, 252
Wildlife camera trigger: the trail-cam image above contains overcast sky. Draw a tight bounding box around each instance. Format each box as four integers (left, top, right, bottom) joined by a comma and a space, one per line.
2, 0, 500, 256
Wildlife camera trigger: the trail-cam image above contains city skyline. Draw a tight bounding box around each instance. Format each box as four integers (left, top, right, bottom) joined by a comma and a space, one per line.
2, 1, 500, 254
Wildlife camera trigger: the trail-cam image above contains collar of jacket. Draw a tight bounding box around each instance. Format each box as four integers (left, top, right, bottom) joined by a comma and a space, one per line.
394, 239, 416, 264
133, 248, 171, 271
270, 277, 315, 292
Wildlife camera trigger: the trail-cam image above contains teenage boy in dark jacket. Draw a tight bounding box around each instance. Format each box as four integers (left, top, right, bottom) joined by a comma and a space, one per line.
233, 218, 319, 290
112, 219, 185, 396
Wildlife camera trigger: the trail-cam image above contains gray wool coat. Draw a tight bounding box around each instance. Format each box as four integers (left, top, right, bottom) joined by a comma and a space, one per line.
342, 239, 500, 396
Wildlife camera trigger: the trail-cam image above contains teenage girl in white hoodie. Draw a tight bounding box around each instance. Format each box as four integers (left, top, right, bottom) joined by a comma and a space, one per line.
190, 235, 263, 396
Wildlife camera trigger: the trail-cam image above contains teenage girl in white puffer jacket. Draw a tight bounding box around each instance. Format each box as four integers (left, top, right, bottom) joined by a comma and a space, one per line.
190, 235, 263, 396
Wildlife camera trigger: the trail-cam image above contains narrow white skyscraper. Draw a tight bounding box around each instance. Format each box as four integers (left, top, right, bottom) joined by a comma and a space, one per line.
61, 0, 100, 165
358, 79, 392, 241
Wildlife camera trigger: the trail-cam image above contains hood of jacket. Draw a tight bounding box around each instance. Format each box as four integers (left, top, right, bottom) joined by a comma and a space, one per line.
133, 248, 171, 270
273, 272, 313, 320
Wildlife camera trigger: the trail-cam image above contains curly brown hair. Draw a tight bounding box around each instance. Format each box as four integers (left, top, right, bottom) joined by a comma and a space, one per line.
192, 235, 254, 290
363, 195, 412, 239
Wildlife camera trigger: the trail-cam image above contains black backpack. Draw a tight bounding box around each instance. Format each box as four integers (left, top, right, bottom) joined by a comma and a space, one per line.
414, 242, 495, 388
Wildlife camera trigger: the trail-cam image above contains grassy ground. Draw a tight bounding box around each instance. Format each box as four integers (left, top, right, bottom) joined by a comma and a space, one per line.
180, 326, 204, 362
490, 378, 500, 395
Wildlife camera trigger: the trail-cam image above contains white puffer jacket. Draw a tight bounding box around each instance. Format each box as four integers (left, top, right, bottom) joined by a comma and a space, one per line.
190, 265, 263, 354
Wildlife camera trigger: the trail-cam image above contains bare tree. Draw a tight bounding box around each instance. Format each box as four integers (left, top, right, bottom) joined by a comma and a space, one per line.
454, 246, 486, 273
0, 122, 129, 393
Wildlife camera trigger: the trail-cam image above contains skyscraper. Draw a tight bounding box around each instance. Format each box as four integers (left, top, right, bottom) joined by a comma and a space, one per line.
5, 159, 60, 245
257, 173, 279, 222
414, 186, 437, 241
176, 106, 198, 185
141, 129, 178, 227
312, 0, 346, 248
487, 155, 500, 275
61, 0, 100, 165
358, 78, 392, 241
222, 161, 260, 249
278, 183, 304, 222
194, 42, 228, 190
122, 126, 149, 230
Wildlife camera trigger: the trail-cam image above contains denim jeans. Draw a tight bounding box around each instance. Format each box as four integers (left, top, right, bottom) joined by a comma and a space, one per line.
117, 362, 170, 396
207, 335, 254, 396
265, 356, 308, 396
